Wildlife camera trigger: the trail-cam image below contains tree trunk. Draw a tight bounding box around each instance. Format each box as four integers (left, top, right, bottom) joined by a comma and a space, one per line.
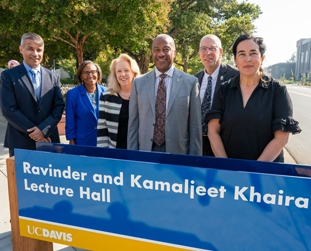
138, 52, 150, 74
183, 59, 188, 73
77, 45, 83, 66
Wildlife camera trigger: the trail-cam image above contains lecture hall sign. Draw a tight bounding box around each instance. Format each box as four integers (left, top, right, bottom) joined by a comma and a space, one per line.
14, 148, 311, 251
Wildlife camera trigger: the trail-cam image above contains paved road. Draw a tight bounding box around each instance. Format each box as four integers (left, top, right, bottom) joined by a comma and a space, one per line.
286, 84, 311, 165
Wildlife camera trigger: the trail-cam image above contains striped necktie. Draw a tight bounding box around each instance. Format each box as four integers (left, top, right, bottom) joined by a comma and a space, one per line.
201, 76, 212, 135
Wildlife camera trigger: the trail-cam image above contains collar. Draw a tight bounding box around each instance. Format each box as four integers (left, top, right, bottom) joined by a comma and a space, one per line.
229, 74, 270, 89
23, 61, 41, 73
155, 65, 175, 78
204, 64, 221, 80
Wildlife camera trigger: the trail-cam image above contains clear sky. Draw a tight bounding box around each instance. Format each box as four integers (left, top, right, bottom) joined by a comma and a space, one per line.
243, 0, 310, 67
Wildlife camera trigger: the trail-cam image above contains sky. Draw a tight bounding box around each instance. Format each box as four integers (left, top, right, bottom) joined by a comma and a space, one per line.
242, 0, 310, 67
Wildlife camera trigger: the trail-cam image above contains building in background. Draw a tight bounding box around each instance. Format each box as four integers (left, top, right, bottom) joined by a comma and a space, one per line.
265, 62, 295, 80
295, 38, 311, 81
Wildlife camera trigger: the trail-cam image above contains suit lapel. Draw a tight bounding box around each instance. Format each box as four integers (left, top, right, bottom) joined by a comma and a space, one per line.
147, 71, 156, 116
167, 69, 182, 115
40, 68, 51, 101
79, 85, 97, 119
215, 63, 227, 93
19, 65, 37, 101
197, 70, 204, 87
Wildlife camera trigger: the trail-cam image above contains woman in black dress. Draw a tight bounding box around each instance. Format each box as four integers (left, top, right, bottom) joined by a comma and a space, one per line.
97, 54, 140, 148
207, 34, 301, 162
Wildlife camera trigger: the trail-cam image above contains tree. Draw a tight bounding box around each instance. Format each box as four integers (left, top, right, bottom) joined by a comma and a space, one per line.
168, 0, 262, 72
287, 52, 296, 62
0, 0, 171, 70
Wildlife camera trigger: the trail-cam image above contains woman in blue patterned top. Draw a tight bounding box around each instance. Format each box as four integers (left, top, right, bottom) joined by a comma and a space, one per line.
66, 60, 107, 146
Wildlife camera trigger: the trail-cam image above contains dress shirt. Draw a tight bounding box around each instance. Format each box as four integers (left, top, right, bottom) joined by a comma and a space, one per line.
200, 65, 220, 103
154, 66, 174, 112
23, 62, 42, 98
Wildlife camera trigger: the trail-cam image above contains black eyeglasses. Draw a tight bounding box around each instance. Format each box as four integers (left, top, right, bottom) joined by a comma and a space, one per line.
82, 70, 98, 76
199, 46, 219, 53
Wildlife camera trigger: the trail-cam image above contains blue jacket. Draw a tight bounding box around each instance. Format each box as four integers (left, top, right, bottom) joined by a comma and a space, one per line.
65, 84, 106, 146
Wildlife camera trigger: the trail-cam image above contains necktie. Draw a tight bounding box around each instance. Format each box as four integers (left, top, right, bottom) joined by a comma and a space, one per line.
201, 76, 212, 135
30, 69, 40, 100
153, 74, 167, 146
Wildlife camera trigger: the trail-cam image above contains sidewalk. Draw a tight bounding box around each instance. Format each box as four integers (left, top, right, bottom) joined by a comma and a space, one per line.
0, 112, 297, 250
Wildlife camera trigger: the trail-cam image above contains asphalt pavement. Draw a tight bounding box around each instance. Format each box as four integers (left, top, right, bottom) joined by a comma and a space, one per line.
0, 111, 296, 251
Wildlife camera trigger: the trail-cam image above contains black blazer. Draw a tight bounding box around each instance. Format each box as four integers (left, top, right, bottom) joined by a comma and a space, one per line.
0, 64, 64, 150
195, 62, 239, 98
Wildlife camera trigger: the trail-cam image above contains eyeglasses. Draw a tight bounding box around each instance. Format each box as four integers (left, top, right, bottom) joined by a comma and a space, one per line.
82, 70, 98, 76
199, 46, 219, 53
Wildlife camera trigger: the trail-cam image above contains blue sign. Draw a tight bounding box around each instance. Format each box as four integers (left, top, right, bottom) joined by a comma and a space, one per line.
14, 145, 311, 251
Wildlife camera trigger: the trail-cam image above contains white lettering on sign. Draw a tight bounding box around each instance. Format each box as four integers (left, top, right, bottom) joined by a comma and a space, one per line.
130, 174, 226, 200
234, 186, 309, 208
23, 162, 87, 181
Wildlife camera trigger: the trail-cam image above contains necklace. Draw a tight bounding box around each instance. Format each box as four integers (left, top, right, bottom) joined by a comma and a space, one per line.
87, 92, 96, 105
120, 91, 130, 96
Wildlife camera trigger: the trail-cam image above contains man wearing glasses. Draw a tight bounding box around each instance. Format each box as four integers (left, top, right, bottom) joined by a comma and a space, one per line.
195, 34, 239, 156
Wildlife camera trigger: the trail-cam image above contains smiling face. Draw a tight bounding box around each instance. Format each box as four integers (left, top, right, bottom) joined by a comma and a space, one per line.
19, 39, 44, 68
234, 39, 264, 77
199, 36, 223, 74
115, 60, 135, 89
80, 63, 99, 87
152, 35, 176, 73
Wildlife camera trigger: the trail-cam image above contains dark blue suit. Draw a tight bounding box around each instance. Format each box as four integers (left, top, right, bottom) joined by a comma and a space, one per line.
0, 64, 64, 152
65, 84, 106, 146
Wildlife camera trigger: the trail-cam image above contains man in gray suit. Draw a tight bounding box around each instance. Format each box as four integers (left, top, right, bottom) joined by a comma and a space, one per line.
195, 34, 239, 156
128, 34, 202, 155
0, 33, 64, 156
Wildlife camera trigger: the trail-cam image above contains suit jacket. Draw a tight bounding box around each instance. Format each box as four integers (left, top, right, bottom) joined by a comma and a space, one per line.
65, 84, 106, 146
195, 63, 239, 96
195, 62, 239, 156
0, 64, 64, 150
128, 68, 202, 155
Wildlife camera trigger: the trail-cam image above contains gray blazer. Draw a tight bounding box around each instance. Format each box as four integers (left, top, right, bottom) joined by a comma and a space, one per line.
128, 68, 202, 155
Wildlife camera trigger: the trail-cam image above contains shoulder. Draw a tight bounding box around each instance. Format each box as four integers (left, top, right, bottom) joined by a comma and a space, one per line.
221, 63, 239, 73
262, 75, 287, 92
97, 84, 107, 92
41, 67, 58, 77
220, 74, 239, 89
133, 70, 154, 85
67, 85, 83, 96
100, 91, 121, 102
175, 68, 197, 81
194, 70, 204, 78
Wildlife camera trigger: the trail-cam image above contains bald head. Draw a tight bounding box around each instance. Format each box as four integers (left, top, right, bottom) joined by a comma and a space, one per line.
153, 34, 176, 49
199, 34, 223, 74
152, 34, 176, 73
200, 34, 222, 48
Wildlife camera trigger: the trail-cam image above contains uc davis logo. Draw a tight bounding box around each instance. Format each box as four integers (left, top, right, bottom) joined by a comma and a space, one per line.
27, 225, 73, 242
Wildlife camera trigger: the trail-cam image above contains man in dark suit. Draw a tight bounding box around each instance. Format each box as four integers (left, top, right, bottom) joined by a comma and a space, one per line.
128, 34, 202, 155
0, 32, 64, 156
195, 34, 239, 156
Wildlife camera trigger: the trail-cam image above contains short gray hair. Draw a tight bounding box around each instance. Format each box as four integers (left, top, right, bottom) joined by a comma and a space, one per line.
20, 33, 44, 47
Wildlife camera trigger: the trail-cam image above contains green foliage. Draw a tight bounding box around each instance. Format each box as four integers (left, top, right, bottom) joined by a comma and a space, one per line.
0, 0, 261, 74
57, 58, 77, 80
